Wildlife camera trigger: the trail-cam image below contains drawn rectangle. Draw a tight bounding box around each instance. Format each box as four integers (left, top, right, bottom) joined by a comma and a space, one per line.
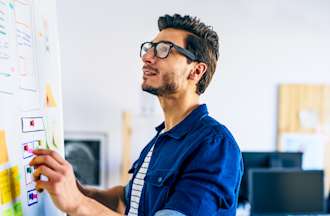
24, 164, 34, 185
27, 189, 38, 206
22, 140, 41, 159
21, 117, 44, 132
15, 0, 37, 91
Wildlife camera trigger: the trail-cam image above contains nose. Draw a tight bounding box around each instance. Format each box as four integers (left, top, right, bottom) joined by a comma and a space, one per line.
142, 48, 156, 64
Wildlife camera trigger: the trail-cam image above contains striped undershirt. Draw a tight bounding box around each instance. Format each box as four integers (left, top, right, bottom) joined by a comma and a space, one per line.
127, 144, 155, 215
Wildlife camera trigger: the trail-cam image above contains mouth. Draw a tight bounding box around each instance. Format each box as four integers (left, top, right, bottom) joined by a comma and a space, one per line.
143, 65, 158, 77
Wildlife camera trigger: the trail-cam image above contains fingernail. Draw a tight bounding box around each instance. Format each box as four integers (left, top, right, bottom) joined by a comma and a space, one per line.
36, 188, 44, 193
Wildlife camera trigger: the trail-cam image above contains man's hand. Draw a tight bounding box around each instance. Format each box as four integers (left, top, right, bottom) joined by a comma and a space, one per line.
29, 149, 86, 215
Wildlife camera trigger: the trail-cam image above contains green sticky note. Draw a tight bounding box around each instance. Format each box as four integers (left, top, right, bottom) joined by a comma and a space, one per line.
2, 208, 14, 216
52, 135, 58, 148
14, 202, 23, 216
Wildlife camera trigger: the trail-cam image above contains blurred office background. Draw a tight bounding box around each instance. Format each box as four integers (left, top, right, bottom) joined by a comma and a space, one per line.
56, 0, 330, 214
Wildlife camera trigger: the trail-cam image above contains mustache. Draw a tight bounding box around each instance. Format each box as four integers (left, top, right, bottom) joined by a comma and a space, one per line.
142, 65, 159, 74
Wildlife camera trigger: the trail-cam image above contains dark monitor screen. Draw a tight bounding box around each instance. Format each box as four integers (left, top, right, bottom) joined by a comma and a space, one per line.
65, 139, 101, 185
249, 169, 325, 215
239, 152, 303, 204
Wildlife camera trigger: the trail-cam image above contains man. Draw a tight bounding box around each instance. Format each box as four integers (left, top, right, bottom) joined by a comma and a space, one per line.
30, 14, 243, 216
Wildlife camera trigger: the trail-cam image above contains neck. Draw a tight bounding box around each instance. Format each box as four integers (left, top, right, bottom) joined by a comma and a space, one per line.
158, 91, 200, 131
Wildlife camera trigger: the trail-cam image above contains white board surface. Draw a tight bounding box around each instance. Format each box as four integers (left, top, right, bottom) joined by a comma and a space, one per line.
0, 0, 64, 215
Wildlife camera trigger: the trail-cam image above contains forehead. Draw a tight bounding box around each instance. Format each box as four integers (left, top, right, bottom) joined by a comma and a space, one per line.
152, 28, 191, 47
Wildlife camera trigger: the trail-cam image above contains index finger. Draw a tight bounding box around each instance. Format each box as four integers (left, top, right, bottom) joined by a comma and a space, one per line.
32, 149, 67, 165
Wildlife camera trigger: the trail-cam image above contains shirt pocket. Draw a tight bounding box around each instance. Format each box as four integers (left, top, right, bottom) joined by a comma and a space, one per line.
144, 169, 177, 214
145, 169, 177, 186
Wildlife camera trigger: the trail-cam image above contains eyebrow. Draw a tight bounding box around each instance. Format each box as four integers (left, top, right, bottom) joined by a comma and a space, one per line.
151, 40, 173, 44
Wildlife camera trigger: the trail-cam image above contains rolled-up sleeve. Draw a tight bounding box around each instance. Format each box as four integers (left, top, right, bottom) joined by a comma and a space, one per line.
124, 182, 131, 205
155, 209, 186, 216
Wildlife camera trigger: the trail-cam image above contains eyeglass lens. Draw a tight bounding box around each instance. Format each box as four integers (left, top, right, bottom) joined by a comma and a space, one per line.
140, 42, 172, 59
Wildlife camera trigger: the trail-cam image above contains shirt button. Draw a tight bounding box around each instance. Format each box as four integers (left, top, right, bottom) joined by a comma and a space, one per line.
158, 177, 162, 182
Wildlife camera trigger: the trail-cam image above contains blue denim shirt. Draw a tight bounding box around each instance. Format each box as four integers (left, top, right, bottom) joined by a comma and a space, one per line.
125, 104, 243, 216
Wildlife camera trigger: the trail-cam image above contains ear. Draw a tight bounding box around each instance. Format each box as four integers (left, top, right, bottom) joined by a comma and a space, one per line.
188, 62, 208, 83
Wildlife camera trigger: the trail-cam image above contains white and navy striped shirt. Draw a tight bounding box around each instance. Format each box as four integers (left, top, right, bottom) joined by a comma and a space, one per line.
126, 129, 185, 216
127, 144, 155, 215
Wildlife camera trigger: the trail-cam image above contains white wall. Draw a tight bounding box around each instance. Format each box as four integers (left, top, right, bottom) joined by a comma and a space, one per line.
56, 0, 330, 186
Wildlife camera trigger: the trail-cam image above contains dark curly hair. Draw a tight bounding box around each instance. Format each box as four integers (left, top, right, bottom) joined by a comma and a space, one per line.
158, 14, 219, 95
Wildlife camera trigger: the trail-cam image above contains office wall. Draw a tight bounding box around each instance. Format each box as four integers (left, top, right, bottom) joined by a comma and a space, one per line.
56, 0, 330, 186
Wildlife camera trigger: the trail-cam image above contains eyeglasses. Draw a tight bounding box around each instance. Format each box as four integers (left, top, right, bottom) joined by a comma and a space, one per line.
140, 41, 198, 61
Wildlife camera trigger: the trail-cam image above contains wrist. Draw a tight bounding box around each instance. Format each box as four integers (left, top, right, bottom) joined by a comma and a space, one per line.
76, 180, 86, 195
68, 194, 90, 216
76, 180, 95, 198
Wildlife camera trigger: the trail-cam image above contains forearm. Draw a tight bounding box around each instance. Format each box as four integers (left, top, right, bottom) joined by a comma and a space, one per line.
70, 195, 122, 216
77, 182, 126, 213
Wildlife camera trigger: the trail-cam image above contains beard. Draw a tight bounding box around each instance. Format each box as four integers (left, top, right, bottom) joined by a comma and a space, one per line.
142, 83, 177, 96
142, 73, 178, 96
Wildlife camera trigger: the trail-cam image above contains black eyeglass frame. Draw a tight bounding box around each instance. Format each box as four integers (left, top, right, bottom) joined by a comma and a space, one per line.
140, 41, 198, 61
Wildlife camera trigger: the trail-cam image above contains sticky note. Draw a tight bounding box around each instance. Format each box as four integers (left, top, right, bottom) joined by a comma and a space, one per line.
2, 202, 23, 216
52, 134, 58, 148
14, 202, 23, 216
0, 166, 21, 205
35, 140, 44, 149
2, 208, 14, 216
0, 130, 9, 165
46, 83, 57, 107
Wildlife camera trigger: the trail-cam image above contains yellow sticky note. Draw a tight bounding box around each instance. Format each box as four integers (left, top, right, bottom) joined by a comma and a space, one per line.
0, 166, 21, 205
0, 130, 9, 165
46, 83, 57, 107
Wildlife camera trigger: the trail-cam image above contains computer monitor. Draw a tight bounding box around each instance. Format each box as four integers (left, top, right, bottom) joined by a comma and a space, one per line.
239, 152, 303, 204
249, 169, 325, 215
64, 132, 108, 188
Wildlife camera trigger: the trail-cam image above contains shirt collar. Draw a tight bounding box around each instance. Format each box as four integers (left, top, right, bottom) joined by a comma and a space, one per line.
155, 104, 209, 139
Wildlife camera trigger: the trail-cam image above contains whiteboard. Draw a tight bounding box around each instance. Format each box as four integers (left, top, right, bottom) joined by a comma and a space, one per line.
0, 0, 64, 215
